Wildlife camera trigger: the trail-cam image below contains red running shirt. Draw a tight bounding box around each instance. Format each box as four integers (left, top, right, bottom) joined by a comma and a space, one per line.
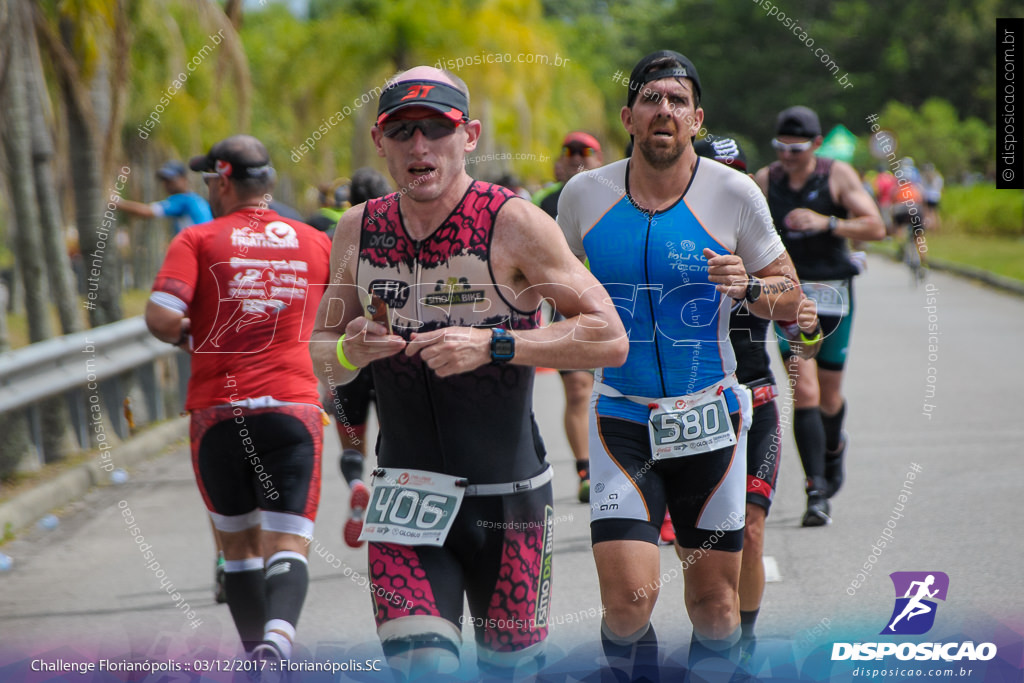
152, 207, 331, 410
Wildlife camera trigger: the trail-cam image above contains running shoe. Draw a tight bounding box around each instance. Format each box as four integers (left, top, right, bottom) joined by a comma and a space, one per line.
214, 554, 227, 604
659, 510, 676, 545
344, 482, 370, 548
801, 491, 832, 527
249, 642, 285, 683
577, 469, 590, 504
825, 432, 848, 499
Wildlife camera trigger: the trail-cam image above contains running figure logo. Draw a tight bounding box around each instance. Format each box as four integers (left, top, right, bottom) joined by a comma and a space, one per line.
881, 571, 949, 635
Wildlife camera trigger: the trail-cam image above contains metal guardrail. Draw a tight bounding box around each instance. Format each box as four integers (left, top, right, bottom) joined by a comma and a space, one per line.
0, 317, 187, 466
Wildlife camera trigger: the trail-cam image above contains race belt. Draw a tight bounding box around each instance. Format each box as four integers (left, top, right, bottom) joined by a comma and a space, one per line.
359, 466, 554, 547
749, 383, 780, 408
595, 376, 745, 461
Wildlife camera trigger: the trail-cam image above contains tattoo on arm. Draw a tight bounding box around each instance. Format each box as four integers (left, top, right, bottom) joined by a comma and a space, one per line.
764, 278, 796, 296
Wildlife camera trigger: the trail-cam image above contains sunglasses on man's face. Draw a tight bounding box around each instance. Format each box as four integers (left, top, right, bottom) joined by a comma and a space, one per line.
771, 138, 814, 154
563, 144, 596, 158
380, 117, 463, 141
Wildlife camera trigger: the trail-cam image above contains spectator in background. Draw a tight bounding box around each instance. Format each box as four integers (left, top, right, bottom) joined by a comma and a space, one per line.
115, 160, 213, 235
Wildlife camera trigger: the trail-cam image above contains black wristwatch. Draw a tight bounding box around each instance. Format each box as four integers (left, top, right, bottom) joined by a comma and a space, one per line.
744, 278, 763, 304
490, 328, 515, 363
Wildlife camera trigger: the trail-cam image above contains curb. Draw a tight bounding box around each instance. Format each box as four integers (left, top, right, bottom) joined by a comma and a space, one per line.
0, 417, 188, 538
926, 259, 1024, 297
866, 244, 1024, 297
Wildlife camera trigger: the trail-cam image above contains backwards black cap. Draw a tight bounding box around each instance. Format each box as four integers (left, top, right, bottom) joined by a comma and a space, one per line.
189, 135, 273, 180
775, 106, 821, 138
376, 80, 469, 126
627, 50, 702, 108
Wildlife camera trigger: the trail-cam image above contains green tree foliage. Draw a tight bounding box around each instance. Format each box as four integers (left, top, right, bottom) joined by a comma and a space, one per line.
242, 0, 607, 193
123, 1, 248, 159
854, 99, 993, 181
544, 0, 1011, 165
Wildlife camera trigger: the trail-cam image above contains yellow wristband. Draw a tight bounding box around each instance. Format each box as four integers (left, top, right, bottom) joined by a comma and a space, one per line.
336, 334, 360, 371
800, 330, 822, 344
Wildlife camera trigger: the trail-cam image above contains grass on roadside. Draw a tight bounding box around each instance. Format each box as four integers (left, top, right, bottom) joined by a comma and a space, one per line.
924, 232, 1024, 282
873, 232, 1024, 283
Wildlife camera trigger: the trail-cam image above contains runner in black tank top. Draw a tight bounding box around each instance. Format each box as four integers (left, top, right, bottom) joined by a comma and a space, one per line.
768, 157, 855, 281
755, 106, 885, 528
309, 66, 627, 679
358, 182, 546, 485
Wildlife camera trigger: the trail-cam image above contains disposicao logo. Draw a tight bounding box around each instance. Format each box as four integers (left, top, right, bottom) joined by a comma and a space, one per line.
832, 571, 997, 662
882, 571, 948, 635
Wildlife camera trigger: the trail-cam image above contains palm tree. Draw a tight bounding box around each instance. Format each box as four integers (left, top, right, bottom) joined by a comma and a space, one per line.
34, 0, 127, 326
0, 0, 71, 465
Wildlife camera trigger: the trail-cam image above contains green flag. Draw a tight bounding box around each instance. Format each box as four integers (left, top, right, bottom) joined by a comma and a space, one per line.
817, 124, 858, 162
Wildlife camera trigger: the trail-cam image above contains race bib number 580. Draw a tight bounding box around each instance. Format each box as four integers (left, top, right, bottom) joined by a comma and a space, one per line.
359, 469, 465, 547
649, 392, 737, 460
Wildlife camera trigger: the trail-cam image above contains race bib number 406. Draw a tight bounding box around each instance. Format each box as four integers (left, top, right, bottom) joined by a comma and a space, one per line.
359, 469, 465, 547
649, 391, 736, 460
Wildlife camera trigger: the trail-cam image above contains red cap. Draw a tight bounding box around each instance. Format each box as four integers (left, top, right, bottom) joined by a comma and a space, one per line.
562, 131, 602, 154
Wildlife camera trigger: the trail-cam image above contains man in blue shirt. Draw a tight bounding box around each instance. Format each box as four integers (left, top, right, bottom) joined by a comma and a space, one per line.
559, 50, 803, 681
116, 160, 213, 234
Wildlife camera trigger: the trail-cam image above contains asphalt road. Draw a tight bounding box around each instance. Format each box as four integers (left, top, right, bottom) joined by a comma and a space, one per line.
1, 252, 1021, 681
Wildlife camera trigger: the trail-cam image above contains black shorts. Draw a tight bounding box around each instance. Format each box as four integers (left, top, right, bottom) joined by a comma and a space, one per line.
368, 483, 553, 659
191, 404, 323, 531
328, 369, 376, 434
590, 414, 745, 552
746, 398, 781, 513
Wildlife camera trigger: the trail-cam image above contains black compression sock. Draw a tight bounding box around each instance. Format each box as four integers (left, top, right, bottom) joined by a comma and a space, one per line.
794, 407, 826, 489
687, 629, 741, 683
822, 402, 846, 453
264, 552, 309, 630
575, 458, 590, 478
339, 449, 364, 486
601, 620, 660, 683
740, 609, 760, 641
223, 561, 266, 652
634, 622, 660, 683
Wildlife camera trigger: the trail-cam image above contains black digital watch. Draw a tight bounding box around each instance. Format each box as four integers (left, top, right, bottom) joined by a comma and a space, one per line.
744, 278, 763, 304
490, 328, 515, 363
